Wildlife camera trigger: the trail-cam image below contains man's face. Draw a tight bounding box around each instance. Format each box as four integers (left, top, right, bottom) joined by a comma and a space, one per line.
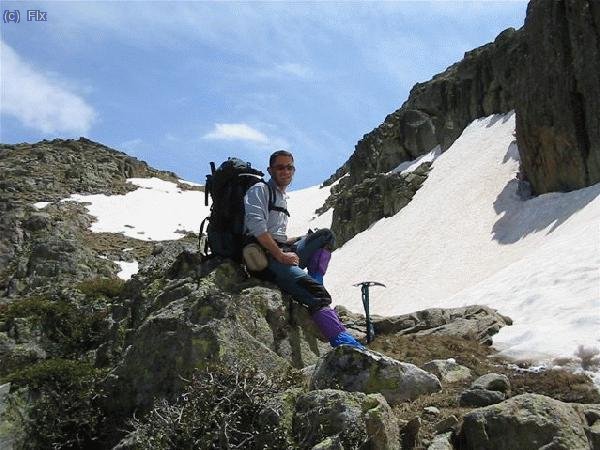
269, 155, 295, 189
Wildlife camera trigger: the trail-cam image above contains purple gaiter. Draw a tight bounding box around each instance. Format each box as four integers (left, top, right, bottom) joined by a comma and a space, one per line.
308, 248, 332, 284
311, 307, 346, 341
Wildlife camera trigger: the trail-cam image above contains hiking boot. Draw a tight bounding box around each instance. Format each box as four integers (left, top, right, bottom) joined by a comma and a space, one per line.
330, 331, 366, 350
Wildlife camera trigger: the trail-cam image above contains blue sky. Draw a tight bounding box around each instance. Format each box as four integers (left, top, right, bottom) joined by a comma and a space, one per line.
1, 1, 527, 189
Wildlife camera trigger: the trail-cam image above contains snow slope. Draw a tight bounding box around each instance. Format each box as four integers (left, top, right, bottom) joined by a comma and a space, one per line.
326, 112, 600, 367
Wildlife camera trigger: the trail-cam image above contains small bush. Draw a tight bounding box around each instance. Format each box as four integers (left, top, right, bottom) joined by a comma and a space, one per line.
128, 364, 299, 449
510, 368, 600, 403
77, 277, 125, 299
575, 345, 600, 371
0, 296, 109, 357
3, 358, 109, 449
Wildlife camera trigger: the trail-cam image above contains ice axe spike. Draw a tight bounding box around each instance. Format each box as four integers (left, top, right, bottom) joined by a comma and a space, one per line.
352, 281, 386, 343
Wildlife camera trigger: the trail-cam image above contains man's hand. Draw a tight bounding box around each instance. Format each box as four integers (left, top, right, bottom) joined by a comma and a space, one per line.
277, 251, 299, 266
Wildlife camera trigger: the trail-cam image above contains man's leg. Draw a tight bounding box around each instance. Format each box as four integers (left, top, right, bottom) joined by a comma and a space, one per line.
294, 228, 335, 269
267, 257, 364, 349
267, 257, 331, 311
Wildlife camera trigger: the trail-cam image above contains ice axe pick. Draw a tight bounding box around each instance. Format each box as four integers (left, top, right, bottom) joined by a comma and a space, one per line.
352, 281, 386, 343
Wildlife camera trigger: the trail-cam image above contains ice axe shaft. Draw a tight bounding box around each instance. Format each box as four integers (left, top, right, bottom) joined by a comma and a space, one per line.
353, 281, 385, 343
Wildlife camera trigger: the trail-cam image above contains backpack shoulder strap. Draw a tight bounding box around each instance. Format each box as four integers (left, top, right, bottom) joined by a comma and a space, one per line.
262, 180, 290, 217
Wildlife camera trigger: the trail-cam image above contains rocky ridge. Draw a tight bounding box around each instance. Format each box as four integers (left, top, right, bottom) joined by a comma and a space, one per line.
0, 138, 199, 298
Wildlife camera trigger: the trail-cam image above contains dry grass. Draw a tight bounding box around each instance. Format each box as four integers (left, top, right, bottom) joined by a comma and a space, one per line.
369, 333, 600, 449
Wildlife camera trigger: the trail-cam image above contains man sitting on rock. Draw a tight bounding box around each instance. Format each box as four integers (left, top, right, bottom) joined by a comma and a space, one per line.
244, 149, 364, 349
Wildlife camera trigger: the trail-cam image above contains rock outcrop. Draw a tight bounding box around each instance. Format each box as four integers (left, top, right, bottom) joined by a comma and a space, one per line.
515, 0, 600, 194
321, 27, 521, 245
292, 389, 399, 449
338, 304, 512, 346
330, 162, 431, 247
102, 256, 330, 417
458, 393, 597, 449
310, 346, 441, 405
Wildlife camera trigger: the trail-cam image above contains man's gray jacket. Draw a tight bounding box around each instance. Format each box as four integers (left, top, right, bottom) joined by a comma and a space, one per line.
244, 178, 289, 243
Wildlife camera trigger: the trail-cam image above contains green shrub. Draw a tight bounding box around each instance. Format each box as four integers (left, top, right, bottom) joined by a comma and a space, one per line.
4, 358, 109, 449
77, 277, 125, 299
128, 364, 300, 449
0, 296, 109, 357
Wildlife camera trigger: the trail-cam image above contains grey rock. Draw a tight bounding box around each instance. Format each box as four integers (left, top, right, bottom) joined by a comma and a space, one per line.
435, 415, 459, 434
423, 406, 441, 417
459, 393, 591, 449
257, 388, 303, 449
292, 389, 399, 450
0, 383, 10, 416
310, 346, 441, 405
103, 261, 330, 417
459, 388, 506, 407
572, 404, 600, 449
358, 305, 511, 345
428, 432, 454, 450
401, 416, 421, 449
311, 435, 344, 450
423, 359, 472, 384
471, 372, 510, 394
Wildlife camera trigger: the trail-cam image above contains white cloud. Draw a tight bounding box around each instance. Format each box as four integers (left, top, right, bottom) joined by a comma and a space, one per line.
203, 123, 270, 144
274, 63, 313, 78
0, 41, 96, 135
119, 138, 143, 150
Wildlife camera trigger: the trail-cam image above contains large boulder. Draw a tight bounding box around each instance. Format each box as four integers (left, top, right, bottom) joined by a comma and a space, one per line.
102, 261, 330, 417
422, 358, 472, 384
515, 0, 600, 194
292, 389, 399, 449
338, 304, 511, 345
471, 372, 511, 394
310, 346, 441, 405
458, 393, 595, 449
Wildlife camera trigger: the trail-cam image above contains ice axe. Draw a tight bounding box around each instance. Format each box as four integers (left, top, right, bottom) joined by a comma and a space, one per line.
353, 281, 386, 343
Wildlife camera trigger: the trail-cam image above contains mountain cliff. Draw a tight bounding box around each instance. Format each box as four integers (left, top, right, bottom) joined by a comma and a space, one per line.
325, 0, 600, 246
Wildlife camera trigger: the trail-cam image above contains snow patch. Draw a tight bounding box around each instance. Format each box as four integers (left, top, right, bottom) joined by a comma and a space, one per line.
62, 177, 210, 241
388, 145, 442, 175
115, 260, 139, 280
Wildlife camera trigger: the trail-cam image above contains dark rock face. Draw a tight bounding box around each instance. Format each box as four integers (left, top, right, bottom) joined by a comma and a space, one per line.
515, 0, 600, 194
323, 0, 600, 245
322, 28, 522, 245
330, 162, 431, 247
329, 27, 521, 190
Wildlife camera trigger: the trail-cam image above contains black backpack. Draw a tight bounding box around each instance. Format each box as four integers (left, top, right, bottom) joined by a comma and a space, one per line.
199, 157, 288, 262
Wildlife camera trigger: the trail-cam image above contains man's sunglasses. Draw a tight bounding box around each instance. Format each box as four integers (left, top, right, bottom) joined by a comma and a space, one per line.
271, 164, 295, 172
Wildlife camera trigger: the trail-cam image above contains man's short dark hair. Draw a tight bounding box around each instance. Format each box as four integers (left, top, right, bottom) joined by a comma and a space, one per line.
269, 150, 293, 167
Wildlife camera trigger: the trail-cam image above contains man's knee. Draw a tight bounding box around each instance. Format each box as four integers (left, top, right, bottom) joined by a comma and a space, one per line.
306, 228, 336, 250
295, 275, 332, 312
